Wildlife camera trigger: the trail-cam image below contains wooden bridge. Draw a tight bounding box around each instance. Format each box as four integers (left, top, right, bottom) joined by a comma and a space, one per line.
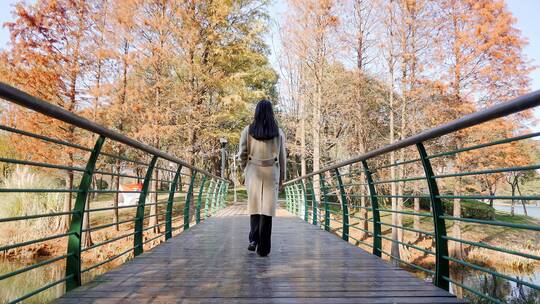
54, 203, 460, 304
3, 83, 540, 303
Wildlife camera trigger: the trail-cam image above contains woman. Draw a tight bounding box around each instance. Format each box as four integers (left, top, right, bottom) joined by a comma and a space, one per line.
238, 99, 286, 257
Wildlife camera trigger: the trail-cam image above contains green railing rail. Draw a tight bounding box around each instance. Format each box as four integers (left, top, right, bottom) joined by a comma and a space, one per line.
284, 89, 540, 303
0, 83, 230, 303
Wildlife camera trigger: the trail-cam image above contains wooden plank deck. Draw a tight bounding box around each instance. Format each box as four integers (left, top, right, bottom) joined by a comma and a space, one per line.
55, 204, 462, 303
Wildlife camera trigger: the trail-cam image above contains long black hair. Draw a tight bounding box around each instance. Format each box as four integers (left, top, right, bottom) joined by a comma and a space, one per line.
249, 99, 279, 140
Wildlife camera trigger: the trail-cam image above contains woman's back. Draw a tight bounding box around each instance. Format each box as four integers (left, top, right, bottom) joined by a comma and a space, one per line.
237, 99, 286, 257
248, 133, 279, 161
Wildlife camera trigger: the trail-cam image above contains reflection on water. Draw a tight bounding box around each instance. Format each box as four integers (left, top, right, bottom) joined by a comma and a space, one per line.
450, 268, 540, 303
0, 258, 112, 303
493, 205, 540, 218
0, 258, 65, 303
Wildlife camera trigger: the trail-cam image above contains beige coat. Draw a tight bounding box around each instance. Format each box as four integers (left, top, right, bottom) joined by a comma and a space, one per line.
238, 126, 286, 216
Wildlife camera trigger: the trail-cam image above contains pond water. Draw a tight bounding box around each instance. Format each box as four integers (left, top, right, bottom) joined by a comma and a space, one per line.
493, 205, 540, 219
0, 258, 111, 303
449, 268, 540, 303
1, 258, 539, 303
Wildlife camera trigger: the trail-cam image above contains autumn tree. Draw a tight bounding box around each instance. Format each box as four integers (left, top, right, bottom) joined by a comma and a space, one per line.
378, 0, 403, 263
282, 0, 341, 207
278, 21, 308, 179
4, 0, 96, 232
432, 0, 532, 259
343, 0, 377, 238
171, 0, 277, 169
105, 0, 138, 231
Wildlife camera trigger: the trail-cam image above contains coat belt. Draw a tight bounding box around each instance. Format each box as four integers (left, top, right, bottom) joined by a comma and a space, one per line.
248, 156, 277, 167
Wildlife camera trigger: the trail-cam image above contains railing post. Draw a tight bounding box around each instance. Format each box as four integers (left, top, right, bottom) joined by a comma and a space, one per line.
134, 155, 158, 256
334, 168, 349, 242
300, 181, 309, 222
284, 186, 290, 212
417, 143, 449, 291
309, 178, 318, 226
287, 186, 293, 213
295, 183, 302, 216
320, 173, 330, 232
289, 184, 296, 215
165, 165, 182, 240
212, 180, 221, 214
288, 186, 293, 213
361, 160, 382, 257
221, 182, 229, 209
217, 181, 224, 210
183, 170, 198, 230
225, 182, 230, 206
196, 175, 207, 224
204, 179, 214, 219
214, 180, 220, 212
65, 135, 105, 291
290, 184, 297, 215
211, 179, 217, 215
292, 183, 299, 216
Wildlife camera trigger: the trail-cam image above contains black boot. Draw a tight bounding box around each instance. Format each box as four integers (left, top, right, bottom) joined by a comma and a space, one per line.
248, 241, 257, 251
249, 215, 260, 252
256, 215, 272, 257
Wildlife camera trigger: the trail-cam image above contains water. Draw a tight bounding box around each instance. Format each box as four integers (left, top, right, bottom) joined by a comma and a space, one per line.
450, 268, 540, 303
1, 258, 539, 303
0, 258, 111, 303
493, 205, 540, 218
0, 258, 65, 303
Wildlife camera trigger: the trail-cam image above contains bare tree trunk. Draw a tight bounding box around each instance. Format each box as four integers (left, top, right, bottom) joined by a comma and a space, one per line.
360, 172, 369, 240
516, 181, 528, 216
82, 197, 93, 247
451, 178, 464, 259
91, 176, 97, 199
61, 171, 74, 232
109, 164, 114, 191
452, 268, 464, 299
397, 172, 404, 244
387, 53, 400, 263
312, 74, 322, 212
414, 196, 420, 238
413, 180, 421, 239
113, 162, 121, 231
299, 82, 307, 178
510, 181, 516, 216
149, 169, 159, 233
82, 174, 96, 245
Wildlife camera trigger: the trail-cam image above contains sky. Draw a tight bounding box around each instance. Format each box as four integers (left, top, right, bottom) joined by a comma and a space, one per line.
0, 0, 18, 46
504, 0, 540, 91
0, 0, 539, 90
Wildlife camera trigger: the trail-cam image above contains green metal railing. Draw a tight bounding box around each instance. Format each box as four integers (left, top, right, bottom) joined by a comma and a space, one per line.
0, 83, 230, 303
284, 90, 540, 303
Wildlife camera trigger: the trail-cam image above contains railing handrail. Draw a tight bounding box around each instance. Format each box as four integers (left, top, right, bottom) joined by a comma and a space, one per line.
285, 89, 540, 185
0, 82, 224, 181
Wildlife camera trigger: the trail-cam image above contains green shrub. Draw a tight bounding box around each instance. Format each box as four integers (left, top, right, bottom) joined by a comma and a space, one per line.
403, 197, 431, 210
443, 199, 495, 220
400, 191, 432, 210
402, 193, 494, 220
95, 179, 109, 190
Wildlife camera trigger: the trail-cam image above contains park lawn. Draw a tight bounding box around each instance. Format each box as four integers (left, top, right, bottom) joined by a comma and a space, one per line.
319, 204, 540, 270
229, 187, 248, 202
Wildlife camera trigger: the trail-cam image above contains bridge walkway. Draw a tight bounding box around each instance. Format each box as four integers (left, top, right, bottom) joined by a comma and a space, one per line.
54, 203, 461, 303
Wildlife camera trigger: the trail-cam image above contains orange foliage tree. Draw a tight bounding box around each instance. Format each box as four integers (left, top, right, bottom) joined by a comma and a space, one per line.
3, 0, 96, 232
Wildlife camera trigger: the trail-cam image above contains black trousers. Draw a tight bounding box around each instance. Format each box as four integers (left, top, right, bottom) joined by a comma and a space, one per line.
249, 214, 272, 256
